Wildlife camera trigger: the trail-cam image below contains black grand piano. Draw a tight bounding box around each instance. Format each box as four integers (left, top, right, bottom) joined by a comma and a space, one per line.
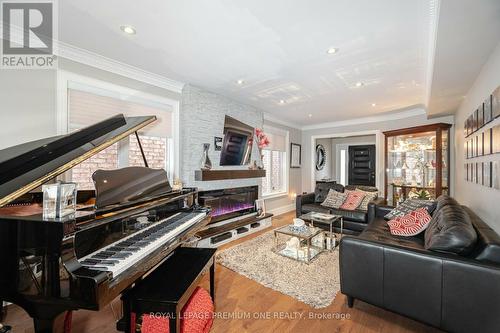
0, 114, 210, 332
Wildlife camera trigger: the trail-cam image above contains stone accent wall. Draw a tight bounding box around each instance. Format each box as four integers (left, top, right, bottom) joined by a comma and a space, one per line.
180, 85, 263, 191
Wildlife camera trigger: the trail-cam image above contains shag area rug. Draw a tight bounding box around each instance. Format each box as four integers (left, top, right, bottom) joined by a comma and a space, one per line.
216, 230, 340, 308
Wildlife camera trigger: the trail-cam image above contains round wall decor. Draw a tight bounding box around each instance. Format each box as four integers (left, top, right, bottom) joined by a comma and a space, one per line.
315, 144, 326, 171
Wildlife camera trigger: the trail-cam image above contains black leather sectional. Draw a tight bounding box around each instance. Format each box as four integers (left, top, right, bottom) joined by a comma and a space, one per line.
340, 195, 500, 333
296, 182, 385, 234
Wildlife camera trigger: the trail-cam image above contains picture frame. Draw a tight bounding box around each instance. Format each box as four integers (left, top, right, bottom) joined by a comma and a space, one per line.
477, 134, 483, 157
465, 163, 468, 181
494, 124, 500, 154
466, 115, 472, 136
469, 162, 474, 182
477, 162, 482, 185
493, 87, 500, 120
484, 95, 492, 124
471, 136, 476, 158
484, 129, 492, 155
472, 109, 478, 133
493, 161, 500, 190
472, 162, 476, 183
290, 143, 301, 168
477, 104, 484, 129
484, 161, 492, 187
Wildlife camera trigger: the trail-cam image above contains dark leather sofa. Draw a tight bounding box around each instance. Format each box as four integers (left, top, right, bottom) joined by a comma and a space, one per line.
340, 196, 500, 333
296, 182, 385, 234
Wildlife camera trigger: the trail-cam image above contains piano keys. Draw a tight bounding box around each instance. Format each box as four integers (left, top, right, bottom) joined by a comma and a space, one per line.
0, 114, 210, 333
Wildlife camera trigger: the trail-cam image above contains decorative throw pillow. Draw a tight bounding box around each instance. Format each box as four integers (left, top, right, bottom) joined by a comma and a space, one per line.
339, 190, 366, 211
321, 189, 348, 209
356, 188, 378, 211
384, 199, 437, 220
387, 207, 432, 237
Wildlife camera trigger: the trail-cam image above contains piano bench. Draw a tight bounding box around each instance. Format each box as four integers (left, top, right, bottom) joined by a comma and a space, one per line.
118, 247, 216, 333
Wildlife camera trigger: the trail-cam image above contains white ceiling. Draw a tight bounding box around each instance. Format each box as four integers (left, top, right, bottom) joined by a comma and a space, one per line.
57, 0, 499, 127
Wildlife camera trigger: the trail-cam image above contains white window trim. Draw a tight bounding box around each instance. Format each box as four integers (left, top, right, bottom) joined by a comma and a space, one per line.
56, 70, 180, 180
261, 125, 289, 199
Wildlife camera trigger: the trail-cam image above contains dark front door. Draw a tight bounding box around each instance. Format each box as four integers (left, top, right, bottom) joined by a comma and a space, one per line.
348, 145, 376, 186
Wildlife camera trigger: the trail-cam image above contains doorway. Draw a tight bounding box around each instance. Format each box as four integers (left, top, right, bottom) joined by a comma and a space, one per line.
313, 132, 381, 190
348, 144, 376, 186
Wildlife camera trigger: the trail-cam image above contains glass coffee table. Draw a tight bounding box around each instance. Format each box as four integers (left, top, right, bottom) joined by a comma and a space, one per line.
273, 225, 324, 263
299, 212, 343, 251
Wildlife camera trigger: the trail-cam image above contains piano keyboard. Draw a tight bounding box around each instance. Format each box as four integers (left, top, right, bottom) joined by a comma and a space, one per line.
79, 211, 205, 278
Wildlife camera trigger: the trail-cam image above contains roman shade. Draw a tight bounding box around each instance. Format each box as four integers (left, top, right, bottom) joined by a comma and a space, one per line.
68, 86, 173, 138
263, 126, 287, 152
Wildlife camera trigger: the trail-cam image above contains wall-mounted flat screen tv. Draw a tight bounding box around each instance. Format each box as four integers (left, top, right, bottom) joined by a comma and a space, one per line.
220, 115, 254, 166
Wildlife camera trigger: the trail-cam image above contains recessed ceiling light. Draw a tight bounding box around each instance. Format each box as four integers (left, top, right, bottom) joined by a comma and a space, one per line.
279, 99, 285, 104
236, 79, 244, 85
326, 47, 339, 54
371, 103, 376, 107
308, 114, 312, 118
120, 25, 136, 35
355, 82, 364, 87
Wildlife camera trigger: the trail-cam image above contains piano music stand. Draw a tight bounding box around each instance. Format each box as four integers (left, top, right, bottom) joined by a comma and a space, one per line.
119, 247, 216, 333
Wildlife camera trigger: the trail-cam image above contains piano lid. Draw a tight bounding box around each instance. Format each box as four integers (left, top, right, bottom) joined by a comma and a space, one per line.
0, 114, 156, 207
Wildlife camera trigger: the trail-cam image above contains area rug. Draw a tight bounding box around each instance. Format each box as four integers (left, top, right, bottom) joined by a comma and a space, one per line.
216, 230, 341, 309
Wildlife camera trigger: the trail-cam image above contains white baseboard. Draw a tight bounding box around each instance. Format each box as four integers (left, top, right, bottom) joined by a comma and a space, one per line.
267, 203, 295, 217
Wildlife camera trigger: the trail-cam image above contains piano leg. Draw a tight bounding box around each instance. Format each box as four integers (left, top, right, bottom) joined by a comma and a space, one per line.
33, 318, 56, 333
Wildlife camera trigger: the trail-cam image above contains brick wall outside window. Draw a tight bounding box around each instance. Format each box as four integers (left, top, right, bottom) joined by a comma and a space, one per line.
71, 144, 118, 190
71, 135, 167, 190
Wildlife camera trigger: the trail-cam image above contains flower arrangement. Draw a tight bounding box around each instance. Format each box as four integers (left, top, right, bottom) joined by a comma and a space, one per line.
252, 128, 270, 170
255, 128, 270, 149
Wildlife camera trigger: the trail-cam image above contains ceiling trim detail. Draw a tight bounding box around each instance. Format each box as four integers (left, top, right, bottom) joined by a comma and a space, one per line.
263, 112, 301, 129
57, 41, 185, 93
301, 108, 427, 131
424, 0, 441, 109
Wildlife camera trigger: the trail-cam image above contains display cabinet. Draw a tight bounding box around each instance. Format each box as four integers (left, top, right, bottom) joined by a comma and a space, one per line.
384, 123, 452, 206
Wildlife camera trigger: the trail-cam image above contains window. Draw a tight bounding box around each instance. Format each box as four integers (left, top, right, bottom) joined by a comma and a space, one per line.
67, 87, 174, 190
261, 126, 288, 197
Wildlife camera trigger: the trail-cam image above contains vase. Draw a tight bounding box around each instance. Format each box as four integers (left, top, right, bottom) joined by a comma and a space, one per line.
200, 143, 212, 170
258, 149, 264, 169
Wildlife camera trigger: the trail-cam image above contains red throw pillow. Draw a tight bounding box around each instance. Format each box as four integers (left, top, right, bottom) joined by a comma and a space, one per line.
339, 190, 366, 211
387, 207, 432, 236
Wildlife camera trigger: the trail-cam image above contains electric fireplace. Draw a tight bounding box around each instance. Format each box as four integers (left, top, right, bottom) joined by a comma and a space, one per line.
198, 186, 258, 224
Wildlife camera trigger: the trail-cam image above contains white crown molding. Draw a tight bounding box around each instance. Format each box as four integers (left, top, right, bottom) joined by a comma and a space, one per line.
56, 41, 185, 93
424, 0, 441, 109
2, 21, 185, 93
301, 108, 427, 131
263, 112, 301, 129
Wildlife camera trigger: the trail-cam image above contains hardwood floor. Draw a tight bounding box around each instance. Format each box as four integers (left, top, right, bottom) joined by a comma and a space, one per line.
2, 211, 441, 333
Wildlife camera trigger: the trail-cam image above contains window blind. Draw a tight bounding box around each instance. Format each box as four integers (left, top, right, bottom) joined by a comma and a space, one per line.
263, 126, 287, 152
68, 89, 173, 138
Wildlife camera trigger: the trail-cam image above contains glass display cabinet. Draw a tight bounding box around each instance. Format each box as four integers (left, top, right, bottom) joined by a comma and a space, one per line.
384, 123, 452, 206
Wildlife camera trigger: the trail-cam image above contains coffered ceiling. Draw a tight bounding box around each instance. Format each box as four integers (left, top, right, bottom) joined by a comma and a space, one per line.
57, 0, 500, 127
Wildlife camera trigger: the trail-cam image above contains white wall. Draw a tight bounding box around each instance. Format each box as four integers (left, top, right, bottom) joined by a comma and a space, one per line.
0, 70, 57, 149
301, 112, 455, 194
454, 41, 500, 233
